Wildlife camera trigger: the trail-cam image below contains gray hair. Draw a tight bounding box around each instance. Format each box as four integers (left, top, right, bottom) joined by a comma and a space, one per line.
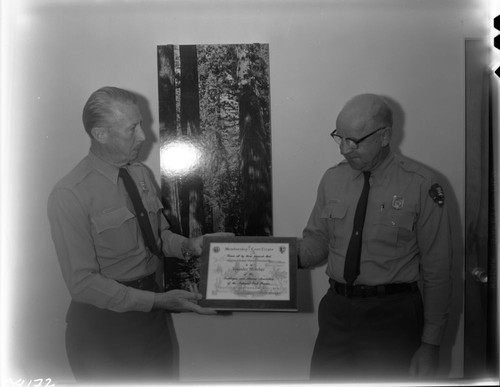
82, 86, 137, 136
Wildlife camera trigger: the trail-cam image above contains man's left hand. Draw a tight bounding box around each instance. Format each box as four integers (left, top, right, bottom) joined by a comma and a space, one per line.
183, 232, 235, 257
409, 342, 439, 377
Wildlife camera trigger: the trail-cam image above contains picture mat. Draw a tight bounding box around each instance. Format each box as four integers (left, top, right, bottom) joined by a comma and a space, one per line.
199, 236, 298, 311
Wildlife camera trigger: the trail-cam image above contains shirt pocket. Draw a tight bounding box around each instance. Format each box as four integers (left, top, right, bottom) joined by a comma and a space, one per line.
320, 201, 349, 244
366, 209, 416, 257
91, 207, 138, 257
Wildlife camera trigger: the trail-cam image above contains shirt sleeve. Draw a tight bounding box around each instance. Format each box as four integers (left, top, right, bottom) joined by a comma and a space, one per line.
300, 174, 330, 268
416, 179, 452, 345
47, 187, 155, 313
138, 164, 188, 260
159, 214, 188, 259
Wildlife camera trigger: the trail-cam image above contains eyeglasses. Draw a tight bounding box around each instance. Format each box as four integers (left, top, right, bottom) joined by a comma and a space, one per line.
330, 127, 386, 149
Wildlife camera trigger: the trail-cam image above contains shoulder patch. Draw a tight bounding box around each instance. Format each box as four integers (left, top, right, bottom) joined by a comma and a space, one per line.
429, 183, 445, 207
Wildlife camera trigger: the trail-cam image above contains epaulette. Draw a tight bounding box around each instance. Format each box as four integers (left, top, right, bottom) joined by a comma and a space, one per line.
396, 155, 433, 181
326, 159, 348, 172
55, 159, 93, 189
396, 155, 445, 206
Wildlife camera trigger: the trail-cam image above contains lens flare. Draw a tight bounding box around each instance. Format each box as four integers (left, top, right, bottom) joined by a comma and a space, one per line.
160, 139, 203, 177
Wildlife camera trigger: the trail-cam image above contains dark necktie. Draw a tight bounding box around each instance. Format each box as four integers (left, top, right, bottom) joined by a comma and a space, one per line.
119, 167, 161, 257
343, 171, 371, 286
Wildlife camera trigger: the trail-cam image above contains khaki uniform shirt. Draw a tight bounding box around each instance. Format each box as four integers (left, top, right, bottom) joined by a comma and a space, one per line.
47, 151, 187, 313
301, 152, 451, 345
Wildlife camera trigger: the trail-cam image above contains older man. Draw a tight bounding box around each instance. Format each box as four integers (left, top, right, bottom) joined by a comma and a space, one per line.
299, 94, 451, 380
47, 86, 228, 383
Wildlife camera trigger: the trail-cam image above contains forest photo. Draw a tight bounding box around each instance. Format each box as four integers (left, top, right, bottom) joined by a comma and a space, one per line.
157, 44, 272, 289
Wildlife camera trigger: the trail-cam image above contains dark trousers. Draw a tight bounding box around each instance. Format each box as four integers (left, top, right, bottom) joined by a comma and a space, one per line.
65, 296, 176, 383
310, 284, 423, 381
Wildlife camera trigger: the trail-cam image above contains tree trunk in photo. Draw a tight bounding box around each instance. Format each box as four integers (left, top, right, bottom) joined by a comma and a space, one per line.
158, 45, 177, 136
158, 45, 182, 233
237, 45, 272, 236
179, 45, 204, 237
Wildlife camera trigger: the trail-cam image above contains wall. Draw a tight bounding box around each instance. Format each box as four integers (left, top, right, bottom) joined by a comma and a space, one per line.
4, 0, 488, 384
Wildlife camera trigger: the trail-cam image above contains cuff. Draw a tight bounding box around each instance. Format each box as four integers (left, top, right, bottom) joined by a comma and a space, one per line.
124, 288, 156, 312
421, 323, 445, 346
162, 232, 188, 259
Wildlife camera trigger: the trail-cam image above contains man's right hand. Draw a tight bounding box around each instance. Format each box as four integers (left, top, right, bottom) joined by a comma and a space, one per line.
153, 289, 217, 315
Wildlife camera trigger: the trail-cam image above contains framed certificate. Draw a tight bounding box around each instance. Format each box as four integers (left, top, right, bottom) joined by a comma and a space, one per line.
198, 236, 298, 311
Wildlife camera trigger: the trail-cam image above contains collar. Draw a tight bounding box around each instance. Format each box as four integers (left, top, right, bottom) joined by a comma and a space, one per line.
87, 150, 121, 184
371, 151, 395, 185
349, 151, 395, 185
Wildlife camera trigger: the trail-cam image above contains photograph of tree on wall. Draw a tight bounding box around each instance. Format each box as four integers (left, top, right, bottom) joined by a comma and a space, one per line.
157, 43, 272, 290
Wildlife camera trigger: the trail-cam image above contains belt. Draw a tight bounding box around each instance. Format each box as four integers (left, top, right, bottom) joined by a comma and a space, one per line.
330, 279, 418, 298
118, 273, 157, 291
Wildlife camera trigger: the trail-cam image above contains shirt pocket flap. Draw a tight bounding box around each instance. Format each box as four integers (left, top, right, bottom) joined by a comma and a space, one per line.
320, 202, 348, 220
92, 207, 135, 234
144, 197, 164, 213
378, 210, 415, 231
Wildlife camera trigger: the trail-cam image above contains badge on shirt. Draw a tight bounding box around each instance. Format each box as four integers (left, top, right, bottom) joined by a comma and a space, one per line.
139, 181, 149, 193
429, 183, 445, 207
392, 195, 405, 210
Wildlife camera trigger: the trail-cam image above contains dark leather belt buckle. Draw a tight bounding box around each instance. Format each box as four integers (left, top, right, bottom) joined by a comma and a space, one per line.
344, 285, 354, 297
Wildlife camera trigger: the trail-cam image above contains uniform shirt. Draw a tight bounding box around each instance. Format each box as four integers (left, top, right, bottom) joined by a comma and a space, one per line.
47, 151, 187, 313
301, 151, 451, 345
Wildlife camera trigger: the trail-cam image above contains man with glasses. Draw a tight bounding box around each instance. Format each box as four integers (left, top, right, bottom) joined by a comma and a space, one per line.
299, 94, 451, 380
